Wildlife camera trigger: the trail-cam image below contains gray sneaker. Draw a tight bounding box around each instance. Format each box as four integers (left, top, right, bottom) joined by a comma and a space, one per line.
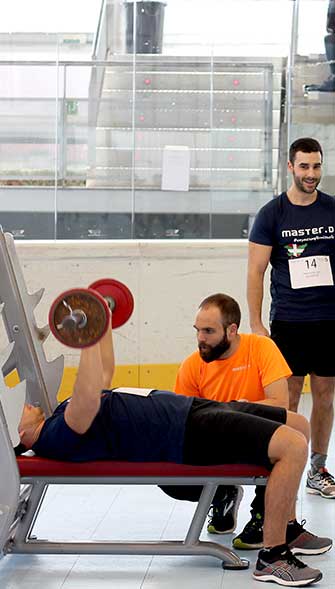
254, 547, 322, 586
287, 519, 332, 555
306, 468, 335, 498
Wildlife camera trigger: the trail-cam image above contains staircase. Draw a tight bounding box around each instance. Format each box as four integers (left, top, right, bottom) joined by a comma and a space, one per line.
73, 54, 283, 237
289, 55, 335, 196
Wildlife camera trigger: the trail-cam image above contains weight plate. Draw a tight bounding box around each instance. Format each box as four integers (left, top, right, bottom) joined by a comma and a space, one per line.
89, 278, 134, 329
49, 288, 110, 348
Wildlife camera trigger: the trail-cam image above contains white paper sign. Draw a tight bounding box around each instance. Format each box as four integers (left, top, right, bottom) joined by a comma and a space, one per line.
289, 255, 334, 289
161, 146, 190, 191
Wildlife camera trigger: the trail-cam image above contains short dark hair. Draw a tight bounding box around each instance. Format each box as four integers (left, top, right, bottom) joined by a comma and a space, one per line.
198, 293, 241, 328
289, 137, 323, 164
14, 442, 27, 456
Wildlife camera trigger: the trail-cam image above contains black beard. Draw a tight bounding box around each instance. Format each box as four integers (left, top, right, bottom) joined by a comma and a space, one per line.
293, 173, 320, 194
198, 332, 230, 363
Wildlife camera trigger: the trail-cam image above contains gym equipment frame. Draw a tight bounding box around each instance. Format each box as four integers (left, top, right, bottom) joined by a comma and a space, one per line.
2, 435, 269, 569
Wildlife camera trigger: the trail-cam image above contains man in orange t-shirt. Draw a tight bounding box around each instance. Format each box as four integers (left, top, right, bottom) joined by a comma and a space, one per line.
171, 293, 292, 551
175, 333, 290, 404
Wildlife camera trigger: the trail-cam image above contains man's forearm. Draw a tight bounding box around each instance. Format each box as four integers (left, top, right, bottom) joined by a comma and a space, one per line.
99, 323, 115, 388
247, 270, 266, 331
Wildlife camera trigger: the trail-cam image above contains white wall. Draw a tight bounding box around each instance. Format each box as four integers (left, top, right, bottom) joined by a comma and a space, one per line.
0, 0, 101, 33
6, 239, 270, 369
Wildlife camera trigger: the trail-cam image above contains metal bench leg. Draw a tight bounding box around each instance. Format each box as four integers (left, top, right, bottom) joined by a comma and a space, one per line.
183, 482, 249, 570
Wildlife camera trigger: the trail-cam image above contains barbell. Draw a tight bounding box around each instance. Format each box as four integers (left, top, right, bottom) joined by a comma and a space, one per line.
49, 278, 134, 348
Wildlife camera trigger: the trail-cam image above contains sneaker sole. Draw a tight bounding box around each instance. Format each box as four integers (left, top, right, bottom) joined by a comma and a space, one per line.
253, 571, 323, 586
290, 543, 333, 556
207, 486, 244, 535
207, 524, 233, 535
233, 538, 263, 550
306, 486, 335, 499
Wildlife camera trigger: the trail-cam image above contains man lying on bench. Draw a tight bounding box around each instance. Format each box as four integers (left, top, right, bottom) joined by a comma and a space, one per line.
15, 320, 331, 587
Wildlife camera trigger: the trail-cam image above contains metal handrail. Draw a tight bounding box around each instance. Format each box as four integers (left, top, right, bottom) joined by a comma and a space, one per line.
277, 0, 300, 194
0, 57, 277, 68
92, 0, 108, 60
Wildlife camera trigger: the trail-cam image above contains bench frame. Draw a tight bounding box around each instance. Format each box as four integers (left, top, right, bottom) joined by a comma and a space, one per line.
1, 456, 270, 570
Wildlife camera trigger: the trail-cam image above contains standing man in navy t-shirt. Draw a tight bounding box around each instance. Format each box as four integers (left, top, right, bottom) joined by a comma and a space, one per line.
247, 137, 335, 500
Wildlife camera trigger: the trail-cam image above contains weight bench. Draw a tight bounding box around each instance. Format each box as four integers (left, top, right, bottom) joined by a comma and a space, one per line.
4, 451, 269, 570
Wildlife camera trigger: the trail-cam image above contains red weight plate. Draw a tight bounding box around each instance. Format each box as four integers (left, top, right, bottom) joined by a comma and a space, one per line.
89, 278, 134, 328
49, 287, 110, 348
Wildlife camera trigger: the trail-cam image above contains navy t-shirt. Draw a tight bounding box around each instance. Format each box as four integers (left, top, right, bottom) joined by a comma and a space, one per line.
249, 191, 335, 321
32, 390, 193, 463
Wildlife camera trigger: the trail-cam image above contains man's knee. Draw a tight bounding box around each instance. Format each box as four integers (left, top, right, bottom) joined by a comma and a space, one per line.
286, 410, 310, 442
288, 377, 304, 411
268, 425, 308, 466
311, 376, 335, 407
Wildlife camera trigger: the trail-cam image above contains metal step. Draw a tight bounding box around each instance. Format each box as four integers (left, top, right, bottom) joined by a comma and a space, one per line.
96, 108, 280, 129
94, 146, 278, 169
95, 128, 280, 149
88, 166, 277, 190
103, 69, 283, 93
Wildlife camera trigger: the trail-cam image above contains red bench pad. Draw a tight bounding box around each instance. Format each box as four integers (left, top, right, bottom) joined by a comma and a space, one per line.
17, 456, 270, 478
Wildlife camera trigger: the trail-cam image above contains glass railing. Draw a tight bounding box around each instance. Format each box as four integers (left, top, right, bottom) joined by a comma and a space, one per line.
7, 0, 331, 239
0, 56, 281, 239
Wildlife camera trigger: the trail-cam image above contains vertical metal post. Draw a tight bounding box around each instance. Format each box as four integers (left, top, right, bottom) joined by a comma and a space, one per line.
130, 1, 137, 239
263, 65, 273, 187
209, 53, 214, 239
53, 37, 60, 240
60, 64, 67, 191
0, 401, 20, 554
286, 0, 300, 153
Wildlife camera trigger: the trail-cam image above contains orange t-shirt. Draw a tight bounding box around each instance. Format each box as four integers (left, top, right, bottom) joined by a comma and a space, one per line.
174, 333, 291, 403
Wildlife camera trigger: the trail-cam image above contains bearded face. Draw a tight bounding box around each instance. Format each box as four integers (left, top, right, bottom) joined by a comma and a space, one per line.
198, 328, 231, 362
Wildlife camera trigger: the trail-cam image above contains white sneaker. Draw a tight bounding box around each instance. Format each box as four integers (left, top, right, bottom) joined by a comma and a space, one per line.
306, 468, 335, 499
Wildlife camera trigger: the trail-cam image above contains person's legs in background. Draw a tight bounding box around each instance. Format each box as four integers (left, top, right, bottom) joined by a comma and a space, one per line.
288, 373, 335, 498
271, 320, 335, 499
306, 374, 335, 498
233, 486, 265, 549
159, 483, 244, 535
304, 0, 335, 92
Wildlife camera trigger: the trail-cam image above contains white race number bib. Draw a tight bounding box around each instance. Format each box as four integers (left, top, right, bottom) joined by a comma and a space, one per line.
288, 255, 334, 289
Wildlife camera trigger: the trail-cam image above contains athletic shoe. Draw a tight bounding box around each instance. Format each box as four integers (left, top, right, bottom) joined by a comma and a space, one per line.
287, 519, 332, 556
306, 467, 335, 498
232, 511, 263, 549
304, 75, 335, 93
207, 486, 243, 534
254, 546, 322, 586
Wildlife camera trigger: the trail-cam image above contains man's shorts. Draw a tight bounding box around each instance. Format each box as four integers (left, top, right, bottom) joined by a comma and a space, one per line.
183, 398, 286, 471
271, 320, 335, 377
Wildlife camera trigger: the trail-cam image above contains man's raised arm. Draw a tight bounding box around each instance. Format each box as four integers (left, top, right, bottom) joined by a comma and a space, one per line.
64, 324, 114, 434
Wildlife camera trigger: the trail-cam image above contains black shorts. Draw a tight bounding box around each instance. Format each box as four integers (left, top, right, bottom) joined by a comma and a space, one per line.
183, 398, 286, 471
271, 320, 335, 377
